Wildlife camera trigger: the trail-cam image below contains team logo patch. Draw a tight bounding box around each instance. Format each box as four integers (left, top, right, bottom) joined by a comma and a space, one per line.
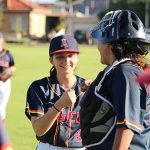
61, 38, 69, 48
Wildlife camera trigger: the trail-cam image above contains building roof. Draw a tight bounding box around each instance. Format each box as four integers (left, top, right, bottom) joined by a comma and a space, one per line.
6, 0, 44, 10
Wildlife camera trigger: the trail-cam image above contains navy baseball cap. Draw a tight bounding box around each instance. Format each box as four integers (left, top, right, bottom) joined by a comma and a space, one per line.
49, 35, 79, 55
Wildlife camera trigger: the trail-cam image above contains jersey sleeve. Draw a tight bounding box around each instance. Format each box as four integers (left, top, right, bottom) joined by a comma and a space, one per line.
7, 50, 15, 67
111, 65, 146, 133
25, 81, 45, 120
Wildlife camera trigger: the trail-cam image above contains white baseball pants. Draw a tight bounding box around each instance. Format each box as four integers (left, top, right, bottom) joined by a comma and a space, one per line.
36, 142, 86, 150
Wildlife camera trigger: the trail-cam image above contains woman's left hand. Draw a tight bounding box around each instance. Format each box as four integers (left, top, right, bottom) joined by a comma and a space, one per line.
81, 79, 92, 92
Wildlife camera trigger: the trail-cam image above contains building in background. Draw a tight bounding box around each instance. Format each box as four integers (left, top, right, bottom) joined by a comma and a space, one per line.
0, 0, 100, 42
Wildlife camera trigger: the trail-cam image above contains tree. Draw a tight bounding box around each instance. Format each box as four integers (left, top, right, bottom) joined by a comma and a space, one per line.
97, 0, 150, 28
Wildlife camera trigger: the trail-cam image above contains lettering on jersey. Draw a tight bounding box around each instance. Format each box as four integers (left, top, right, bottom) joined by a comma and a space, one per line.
57, 109, 66, 121
57, 109, 80, 124
76, 112, 80, 123
74, 129, 81, 142
67, 111, 76, 123
0, 60, 9, 67
61, 38, 69, 49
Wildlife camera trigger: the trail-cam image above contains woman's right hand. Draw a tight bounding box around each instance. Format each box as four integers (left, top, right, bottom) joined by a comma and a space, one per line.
56, 89, 77, 109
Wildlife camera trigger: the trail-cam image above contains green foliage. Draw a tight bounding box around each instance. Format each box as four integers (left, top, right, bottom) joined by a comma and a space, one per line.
97, 0, 150, 28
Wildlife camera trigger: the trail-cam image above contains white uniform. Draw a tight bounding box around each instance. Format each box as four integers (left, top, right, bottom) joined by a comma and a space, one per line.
0, 79, 11, 119
37, 142, 86, 150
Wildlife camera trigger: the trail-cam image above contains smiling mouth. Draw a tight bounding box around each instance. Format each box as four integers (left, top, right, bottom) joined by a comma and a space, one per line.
61, 66, 71, 69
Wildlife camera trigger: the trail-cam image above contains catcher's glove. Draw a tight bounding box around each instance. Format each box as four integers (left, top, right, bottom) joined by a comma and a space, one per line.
0, 68, 12, 82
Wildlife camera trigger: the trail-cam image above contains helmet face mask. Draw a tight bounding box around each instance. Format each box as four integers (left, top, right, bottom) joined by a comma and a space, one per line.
95, 10, 120, 33
91, 10, 147, 44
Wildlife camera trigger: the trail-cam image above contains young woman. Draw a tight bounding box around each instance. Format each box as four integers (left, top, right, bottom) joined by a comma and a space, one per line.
80, 10, 150, 150
25, 35, 88, 150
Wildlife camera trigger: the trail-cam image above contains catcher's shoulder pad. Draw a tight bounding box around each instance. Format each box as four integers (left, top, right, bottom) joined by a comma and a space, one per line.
80, 75, 116, 148
80, 59, 131, 148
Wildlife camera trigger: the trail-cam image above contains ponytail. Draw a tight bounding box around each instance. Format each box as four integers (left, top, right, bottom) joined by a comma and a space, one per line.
50, 66, 57, 77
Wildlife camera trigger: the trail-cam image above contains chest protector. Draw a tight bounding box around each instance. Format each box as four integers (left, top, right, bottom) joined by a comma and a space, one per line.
80, 59, 131, 148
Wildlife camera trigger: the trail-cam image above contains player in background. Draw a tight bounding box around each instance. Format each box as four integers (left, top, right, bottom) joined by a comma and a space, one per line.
136, 66, 150, 93
136, 66, 150, 85
0, 117, 13, 150
25, 35, 90, 150
80, 10, 150, 150
0, 32, 16, 123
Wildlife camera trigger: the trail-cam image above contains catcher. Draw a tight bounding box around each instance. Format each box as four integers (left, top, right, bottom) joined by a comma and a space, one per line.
80, 10, 150, 150
0, 32, 16, 122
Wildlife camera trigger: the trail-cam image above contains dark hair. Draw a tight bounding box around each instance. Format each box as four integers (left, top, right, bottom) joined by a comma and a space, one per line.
50, 66, 57, 77
49, 54, 57, 77
111, 39, 149, 69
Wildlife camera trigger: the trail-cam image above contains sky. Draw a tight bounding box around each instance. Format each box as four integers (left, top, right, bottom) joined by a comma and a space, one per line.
31, 0, 56, 3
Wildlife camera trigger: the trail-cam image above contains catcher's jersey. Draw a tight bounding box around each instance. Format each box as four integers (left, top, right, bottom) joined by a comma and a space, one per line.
0, 118, 13, 150
25, 75, 85, 148
0, 49, 15, 72
80, 60, 150, 150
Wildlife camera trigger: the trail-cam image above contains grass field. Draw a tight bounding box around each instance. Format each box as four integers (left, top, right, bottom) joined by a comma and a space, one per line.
5, 43, 105, 150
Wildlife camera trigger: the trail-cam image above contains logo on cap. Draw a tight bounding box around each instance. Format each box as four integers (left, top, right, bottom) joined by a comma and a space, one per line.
61, 38, 69, 49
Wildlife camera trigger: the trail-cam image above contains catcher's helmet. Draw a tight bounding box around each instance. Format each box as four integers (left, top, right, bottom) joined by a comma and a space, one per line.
91, 10, 149, 44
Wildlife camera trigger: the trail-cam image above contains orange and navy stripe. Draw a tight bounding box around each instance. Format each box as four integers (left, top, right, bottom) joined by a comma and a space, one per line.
27, 108, 44, 115
53, 120, 60, 146
117, 118, 143, 131
26, 103, 44, 115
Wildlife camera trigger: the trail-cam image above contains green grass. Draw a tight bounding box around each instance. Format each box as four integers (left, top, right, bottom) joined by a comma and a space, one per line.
5, 43, 105, 150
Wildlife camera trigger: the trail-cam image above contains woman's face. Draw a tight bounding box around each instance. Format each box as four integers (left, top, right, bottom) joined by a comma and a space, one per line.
50, 52, 78, 75
97, 41, 114, 65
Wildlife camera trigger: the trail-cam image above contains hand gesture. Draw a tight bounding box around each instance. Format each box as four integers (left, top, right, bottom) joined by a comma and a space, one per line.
59, 89, 77, 108
81, 79, 92, 92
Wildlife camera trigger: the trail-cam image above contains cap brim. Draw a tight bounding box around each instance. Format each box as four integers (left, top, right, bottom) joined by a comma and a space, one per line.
91, 29, 109, 43
50, 49, 79, 55
91, 29, 102, 40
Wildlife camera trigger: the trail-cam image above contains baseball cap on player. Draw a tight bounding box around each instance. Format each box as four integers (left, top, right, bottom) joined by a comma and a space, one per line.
49, 35, 79, 56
